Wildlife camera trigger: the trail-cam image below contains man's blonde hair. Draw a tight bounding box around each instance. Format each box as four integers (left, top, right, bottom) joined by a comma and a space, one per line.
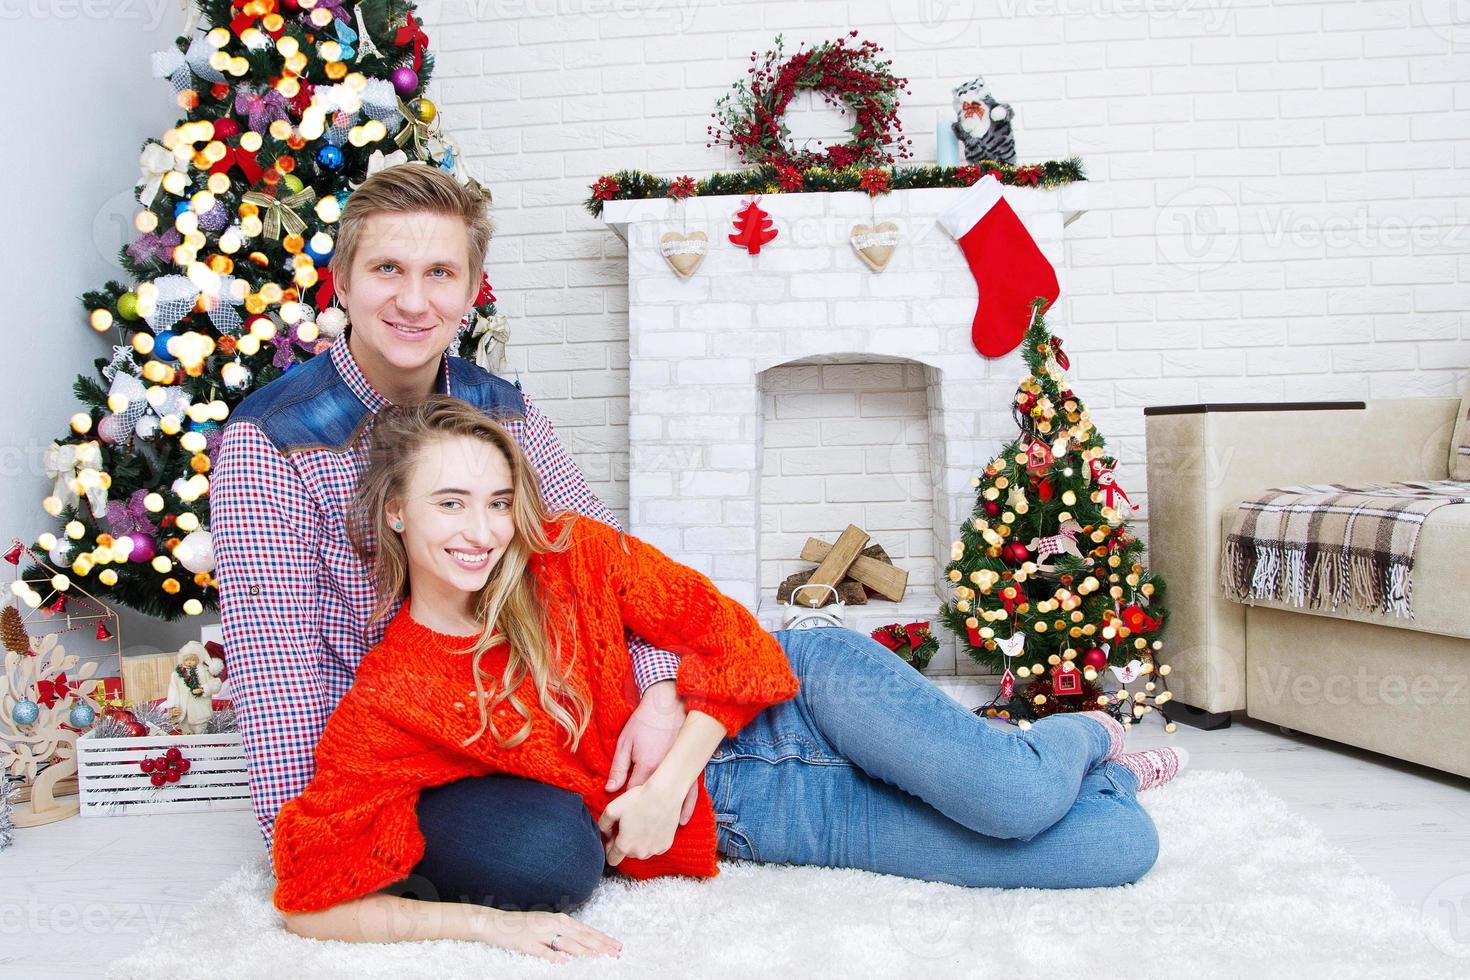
329, 162, 493, 292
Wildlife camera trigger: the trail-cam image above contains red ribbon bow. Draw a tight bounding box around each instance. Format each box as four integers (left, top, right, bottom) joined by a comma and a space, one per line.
961, 101, 987, 120
209, 144, 263, 187
37, 672, 72, 709
1122, 604, 1161, 635
1049, 335, 1069, 370
394, 12, 428, 71
313, 266, 336, 310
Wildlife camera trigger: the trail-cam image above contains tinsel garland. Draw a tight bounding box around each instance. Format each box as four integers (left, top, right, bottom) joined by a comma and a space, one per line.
0, 777, 17, 851
583, 157, 1087, 217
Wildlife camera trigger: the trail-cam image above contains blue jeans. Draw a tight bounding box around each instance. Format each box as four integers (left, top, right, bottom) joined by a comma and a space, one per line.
703, 627, 1160, 889
385, 773, 607, 911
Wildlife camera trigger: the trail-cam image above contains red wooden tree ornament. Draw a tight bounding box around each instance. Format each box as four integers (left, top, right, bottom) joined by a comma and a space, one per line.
729, 198, 778, 254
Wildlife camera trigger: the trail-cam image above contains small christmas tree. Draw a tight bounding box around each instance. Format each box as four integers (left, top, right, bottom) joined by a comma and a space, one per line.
30, 0, 502, 621
938, 300, 1174, 729
728, 197, 778, 254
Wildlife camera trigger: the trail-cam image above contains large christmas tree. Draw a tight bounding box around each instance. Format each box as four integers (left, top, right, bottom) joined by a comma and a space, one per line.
938, 300, 1174, 729
27, 0, 505, 621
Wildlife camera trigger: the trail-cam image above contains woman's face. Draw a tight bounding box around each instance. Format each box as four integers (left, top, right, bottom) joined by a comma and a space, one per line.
386, 435, 517, 600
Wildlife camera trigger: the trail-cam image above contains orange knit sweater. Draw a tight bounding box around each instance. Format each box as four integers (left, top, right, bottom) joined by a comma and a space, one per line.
270, 516, 801, 914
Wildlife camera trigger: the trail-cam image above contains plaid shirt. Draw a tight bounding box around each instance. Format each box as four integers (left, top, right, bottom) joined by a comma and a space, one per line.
211, 331, 680, 852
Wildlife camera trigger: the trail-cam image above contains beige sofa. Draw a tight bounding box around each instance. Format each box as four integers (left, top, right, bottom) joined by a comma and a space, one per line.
1144, 398, 1470, 779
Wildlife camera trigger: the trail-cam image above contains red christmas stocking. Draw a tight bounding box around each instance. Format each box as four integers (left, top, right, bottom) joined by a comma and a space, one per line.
938, 173, 1060, 358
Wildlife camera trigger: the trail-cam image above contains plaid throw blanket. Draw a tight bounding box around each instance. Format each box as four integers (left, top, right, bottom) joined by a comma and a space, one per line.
1221, 480, 1470, 619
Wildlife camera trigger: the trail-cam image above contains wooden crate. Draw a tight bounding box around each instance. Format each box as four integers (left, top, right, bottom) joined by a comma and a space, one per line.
75, 729, 251, 817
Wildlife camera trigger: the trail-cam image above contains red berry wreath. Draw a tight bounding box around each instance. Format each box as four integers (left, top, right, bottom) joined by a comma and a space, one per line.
708, 32, 913, 172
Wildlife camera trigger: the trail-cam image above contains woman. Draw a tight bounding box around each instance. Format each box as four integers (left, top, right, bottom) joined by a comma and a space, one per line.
271, 396, 1183, 962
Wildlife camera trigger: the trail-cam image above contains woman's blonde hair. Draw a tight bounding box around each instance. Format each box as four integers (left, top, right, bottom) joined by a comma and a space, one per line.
347, 395, 588, 751
329, 162, 494, 294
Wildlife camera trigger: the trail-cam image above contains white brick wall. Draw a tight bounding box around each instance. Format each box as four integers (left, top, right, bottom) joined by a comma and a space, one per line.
415, 0, 1470, 534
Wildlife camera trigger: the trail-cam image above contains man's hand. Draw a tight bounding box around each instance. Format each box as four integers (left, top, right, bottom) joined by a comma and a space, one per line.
606, 680, 697, 826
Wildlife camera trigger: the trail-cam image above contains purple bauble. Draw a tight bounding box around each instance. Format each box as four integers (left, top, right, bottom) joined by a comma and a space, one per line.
128, 535, 157, 564
391, 67, 419, 97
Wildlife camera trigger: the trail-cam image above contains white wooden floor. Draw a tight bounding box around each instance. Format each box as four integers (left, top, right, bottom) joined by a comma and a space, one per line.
6, 697, 1470, 979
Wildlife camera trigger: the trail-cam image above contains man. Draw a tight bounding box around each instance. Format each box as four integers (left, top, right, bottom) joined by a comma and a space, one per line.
212, 162, 691, 912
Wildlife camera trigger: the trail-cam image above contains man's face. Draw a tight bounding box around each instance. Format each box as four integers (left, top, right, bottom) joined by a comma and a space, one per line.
337, 210, 476, 377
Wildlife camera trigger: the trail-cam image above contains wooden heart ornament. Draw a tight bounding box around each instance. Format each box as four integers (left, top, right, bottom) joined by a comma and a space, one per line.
659, 231, 708, 279
850, 221, 900, 272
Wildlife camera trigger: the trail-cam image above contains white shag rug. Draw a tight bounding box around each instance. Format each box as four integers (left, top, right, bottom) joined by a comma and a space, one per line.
106, 770, 1466, 979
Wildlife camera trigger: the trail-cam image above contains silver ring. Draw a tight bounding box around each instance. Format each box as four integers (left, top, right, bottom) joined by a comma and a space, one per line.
549, 933, 562, 951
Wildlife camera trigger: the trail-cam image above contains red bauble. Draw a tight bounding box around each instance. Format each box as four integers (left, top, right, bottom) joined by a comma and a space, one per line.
212, 116, 240, 140
1003, 542, 1030, 564
123, 721, 147, 737
1081, 648, 1108, 671
984, 500, 1001, 517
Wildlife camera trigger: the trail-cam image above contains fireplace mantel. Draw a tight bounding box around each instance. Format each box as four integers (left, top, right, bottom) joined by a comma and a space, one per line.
603, 184, 1091, 675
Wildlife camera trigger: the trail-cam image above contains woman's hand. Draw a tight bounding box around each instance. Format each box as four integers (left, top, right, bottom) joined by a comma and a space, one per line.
474, 908, 622, 963
597, 779, 684, 866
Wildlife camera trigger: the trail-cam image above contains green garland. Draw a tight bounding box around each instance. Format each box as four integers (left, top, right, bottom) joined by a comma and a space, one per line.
583, 157, 1086, 218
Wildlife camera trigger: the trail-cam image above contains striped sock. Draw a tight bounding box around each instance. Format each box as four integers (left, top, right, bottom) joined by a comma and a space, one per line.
1117, 747, 1189, 792
1080, 710, 1127, 760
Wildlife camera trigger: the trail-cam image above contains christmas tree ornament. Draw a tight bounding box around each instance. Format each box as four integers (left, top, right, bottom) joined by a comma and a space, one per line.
316, 144, 344, 171
68, 702, 95, 728
391, 65, 419, 97
659, 231, 708, 279
172, 530, 216, 575
937, 173, 1059, 358
849, 222, 900, 272
10, 699, 38, 727
728, 198, 777, 254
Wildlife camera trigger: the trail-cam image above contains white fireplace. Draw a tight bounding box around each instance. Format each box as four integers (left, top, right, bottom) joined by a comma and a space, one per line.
603, 183, 1089, 675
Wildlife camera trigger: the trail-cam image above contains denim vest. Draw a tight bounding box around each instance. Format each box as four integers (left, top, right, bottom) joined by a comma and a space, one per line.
227, 351, 526, 455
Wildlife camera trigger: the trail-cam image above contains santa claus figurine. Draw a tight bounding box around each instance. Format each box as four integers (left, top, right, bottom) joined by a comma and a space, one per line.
163, 641, 223, 734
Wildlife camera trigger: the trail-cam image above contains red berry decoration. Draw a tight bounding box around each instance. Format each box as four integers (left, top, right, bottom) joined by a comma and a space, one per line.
165, 768, 181, 783
150, 772, 166, 787
178, 759, 191, 773
165, 747, 182, 762
140, 758, 155, 773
